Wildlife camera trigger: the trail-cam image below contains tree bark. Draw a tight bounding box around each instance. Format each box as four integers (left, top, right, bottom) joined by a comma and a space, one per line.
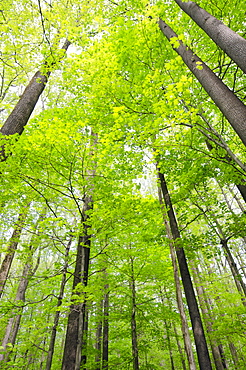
0, 207, 29, 298
173, 0, 246, 74
129, 256, 140, 370
158, 187, 197, 370
62, 131, 97, 370
157, 169, 212, 370
61, 211, 91, 370
45, 237, 72, 370
158, 19, 246, 147
0, 39, 71, 161
102, 283, 109, 370
0, 246, 40, 362
192, 265, 227, 370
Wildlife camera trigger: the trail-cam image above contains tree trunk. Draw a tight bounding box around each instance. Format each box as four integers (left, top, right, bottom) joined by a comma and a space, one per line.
220, 238, 246, 305
62, 131, 97, 370
102, 283, 109, 370
157, 169, 212, 370
0, 207, 29, 298
173, 0, 246, 74
61, 211, 91, 370
158, 19, 246, 147
192, 265, 227, 370
0, 39, 71, 161
158, 187, 197, 370
0, 246, 40, 362
129, 256, 140, 370
95, 300, 103, 370
45, 237, 72, 370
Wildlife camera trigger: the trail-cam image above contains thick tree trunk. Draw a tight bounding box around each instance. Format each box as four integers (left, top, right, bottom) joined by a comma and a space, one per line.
61, 209, 91, 370
158, 187, 196, 370
0, 207, 29, 298
158, 170, 212, 370
62, 131, 97, 370
45, 237, 72, 370
0, 39, 71, 161
173, 0, 246, 74
158, 19, 246, 147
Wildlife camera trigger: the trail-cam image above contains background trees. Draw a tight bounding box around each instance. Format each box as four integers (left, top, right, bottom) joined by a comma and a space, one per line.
0, 0, 246, 369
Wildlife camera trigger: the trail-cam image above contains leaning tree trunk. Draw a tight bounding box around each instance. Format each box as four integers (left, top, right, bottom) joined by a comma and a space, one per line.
192, 265, 227, 370
0, 246, 40, 362
0, 39, 71, 161
157, 169, 212, 370
0, 206, 29, 298
158, 187, 196, 370
173, 0, 246, 74
158, 19, 246, 147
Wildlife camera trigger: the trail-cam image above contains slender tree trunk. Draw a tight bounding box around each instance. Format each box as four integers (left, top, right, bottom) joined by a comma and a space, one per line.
158, 187, 196, 370
0, 39, 71, 161
157, 169, 212, 370
102, 283, 109, 370
0, 246, 40, 362
220, 238, 246, 304
129, 256, 140, 370
45, 237, 72, 370
173, 0, 246, 74
173, 323, 187, 370
192, 265, 227, 370
158, 19, 246, 147
0, 206, 29, 298
95, 300, 103, 370
163, 318, 175, 370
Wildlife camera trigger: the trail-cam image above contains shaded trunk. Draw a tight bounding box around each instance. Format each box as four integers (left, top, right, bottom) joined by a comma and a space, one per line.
220, 238, 246, 304
158, 19, 246, 147
0, 247, 40, 362
173, 0, 246, 74
45, 237, 72, 370
102, 284, 109, 370
0, 39, 71, 161
95, 300, 103, 370
163, 319, 175, 370
192, 265, 227, 370
158, 187, 196, 370
158, 170, 212, 370
129, 257, 139, 370
61, 208, 91, 370
0, 207, 29, 298
62, 131, 97, 370
173, 324, 187, 370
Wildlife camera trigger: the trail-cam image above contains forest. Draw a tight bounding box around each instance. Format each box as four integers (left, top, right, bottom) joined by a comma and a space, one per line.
0, 0, 246, 369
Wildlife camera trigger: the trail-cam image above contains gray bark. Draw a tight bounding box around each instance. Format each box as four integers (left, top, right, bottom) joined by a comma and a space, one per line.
174, 0, 246, 74
158, 187, 196, 370
0, 39, 71, 161
158, 169, 212, 370
45, 237, 72, 370
158, 19, 246, 147
0, 207, 29, 298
